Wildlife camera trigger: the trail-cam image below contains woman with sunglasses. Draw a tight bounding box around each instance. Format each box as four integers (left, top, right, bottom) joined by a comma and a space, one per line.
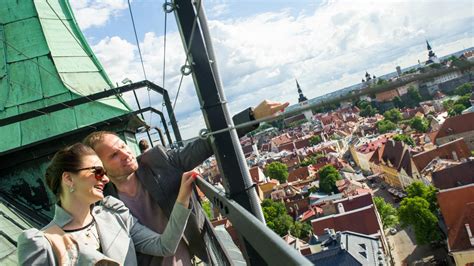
17, 143, 196, 265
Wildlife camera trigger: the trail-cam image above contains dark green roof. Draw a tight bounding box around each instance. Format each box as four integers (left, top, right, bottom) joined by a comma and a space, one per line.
0, 0, 132, 153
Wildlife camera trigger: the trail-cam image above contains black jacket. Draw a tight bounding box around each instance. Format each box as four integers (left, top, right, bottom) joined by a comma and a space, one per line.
104, 108, 258, 263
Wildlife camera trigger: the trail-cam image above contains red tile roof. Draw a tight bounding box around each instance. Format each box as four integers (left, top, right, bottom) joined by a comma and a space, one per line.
294, 138, 311, 150
249, 166, 265, 184
300, 206, 323, 222
356, 137, 390, 154
437, 184, 474, 252
412, 138, 471, 171
311, 205, 381, 236
288, 166, 310, 182
369, 144, 386, 164
432, 160, 474, 189
435, 112, 474, 140
278, 142, 295, 152
271, 133, 293, 147
332, 193, 373, 212
381, 140, 406, 169
449, 203, 474, 252
261, 143, 270, 152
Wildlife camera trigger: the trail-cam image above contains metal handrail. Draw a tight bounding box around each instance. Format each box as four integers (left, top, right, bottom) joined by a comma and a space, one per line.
195, 177, 312, 266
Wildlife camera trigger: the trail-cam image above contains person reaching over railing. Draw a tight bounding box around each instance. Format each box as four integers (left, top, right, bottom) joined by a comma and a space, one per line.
82, 99, 288, 265
17, 143, 196, 266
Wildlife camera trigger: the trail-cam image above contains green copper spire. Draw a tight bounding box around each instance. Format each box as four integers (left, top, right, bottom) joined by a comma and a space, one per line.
0, 0, 131, 152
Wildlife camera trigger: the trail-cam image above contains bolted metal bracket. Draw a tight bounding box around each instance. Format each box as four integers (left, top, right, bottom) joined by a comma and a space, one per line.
162, 2, 176, 13
180, 64, 192, 76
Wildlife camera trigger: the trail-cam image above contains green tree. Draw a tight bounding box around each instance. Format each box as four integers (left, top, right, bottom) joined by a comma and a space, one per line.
443, 99, 455, 110
309, 135, 323, 146
300, 157, 316, 167
301, 153, 324, 167
261, 199, 311, 238
287, 118, 308, 129
454, 83, 472, 96
393, 134, 415, 146
201, 200, 213, 219
393, 96, 405, 108
318, 165, 342, 194
356, 100, 370, 109
448, 104, 465, 117
265, 162, 289, 183
405, 181, 438, 213
383, 108, 402, 123
407, 87, 422, 107
398, 197, 441, 244
261, 199, 293, 236
374, 197, 399, 229
455, 94, 471, 107
410, 116, 429, 133
428, 63, 442, 69
360, 105, 378, 117
376, 119, 397, 133
291, 221, 312, 239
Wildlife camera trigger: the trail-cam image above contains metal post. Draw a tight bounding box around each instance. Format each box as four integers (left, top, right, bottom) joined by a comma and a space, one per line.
131, 88, 154, 147
173, 0, 266, 264
153, 127, 166, 146
162, 89, 183, 146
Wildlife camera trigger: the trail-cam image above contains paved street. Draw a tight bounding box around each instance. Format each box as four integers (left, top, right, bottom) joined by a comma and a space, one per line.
370, 182, 448, 265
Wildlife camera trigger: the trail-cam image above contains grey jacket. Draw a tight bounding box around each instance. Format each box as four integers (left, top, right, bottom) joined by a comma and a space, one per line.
104, 107, 258, 263
17, 196, 191, 265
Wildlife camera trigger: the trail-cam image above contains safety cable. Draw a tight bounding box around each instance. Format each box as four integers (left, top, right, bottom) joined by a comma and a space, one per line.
127, 0, 148, 81
161, 0, 170, 115
172, 74, 185, 111
126, 0, 154, 129
171, 0, 203, 111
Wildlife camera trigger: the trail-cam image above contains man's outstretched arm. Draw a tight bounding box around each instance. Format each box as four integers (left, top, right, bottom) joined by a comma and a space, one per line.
168, 100, 289, 171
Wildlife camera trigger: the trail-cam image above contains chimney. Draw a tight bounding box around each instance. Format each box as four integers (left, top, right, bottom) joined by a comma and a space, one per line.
452, 151, 458, 161
466, 224, 474, 246
337, 203, 345, 214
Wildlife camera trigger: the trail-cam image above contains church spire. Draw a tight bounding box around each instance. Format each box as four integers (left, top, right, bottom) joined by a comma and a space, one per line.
426, 40, 432, 51
296, 79, 308, 103
425, 40, 439, 65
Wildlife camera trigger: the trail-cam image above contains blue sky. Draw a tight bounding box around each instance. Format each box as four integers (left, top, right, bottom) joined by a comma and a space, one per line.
70, 0, 474, 141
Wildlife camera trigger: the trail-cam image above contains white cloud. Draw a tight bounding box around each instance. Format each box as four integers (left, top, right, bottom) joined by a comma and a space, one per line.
92, 36, 142, 83
70, 0, 128, 30
84, 0, 474, 140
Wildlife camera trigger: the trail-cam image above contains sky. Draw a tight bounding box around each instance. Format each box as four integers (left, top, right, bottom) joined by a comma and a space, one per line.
70, 0, 474, 141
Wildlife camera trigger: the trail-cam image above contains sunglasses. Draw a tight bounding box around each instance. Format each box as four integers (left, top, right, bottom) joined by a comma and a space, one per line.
72, 166, 107, 180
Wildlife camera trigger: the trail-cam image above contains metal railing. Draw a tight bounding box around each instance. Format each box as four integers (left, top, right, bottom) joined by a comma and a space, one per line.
196, 177, 312, 265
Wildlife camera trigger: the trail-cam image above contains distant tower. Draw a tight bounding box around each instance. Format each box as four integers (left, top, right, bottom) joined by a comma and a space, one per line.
396, 66, 402, 77
297, 79, 308, 103
295, 79, 313, 121
425, 40, 440, 65
365, 72, 371, 81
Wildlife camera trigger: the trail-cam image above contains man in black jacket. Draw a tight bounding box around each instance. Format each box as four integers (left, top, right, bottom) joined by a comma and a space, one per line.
83, 100, 288, 265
